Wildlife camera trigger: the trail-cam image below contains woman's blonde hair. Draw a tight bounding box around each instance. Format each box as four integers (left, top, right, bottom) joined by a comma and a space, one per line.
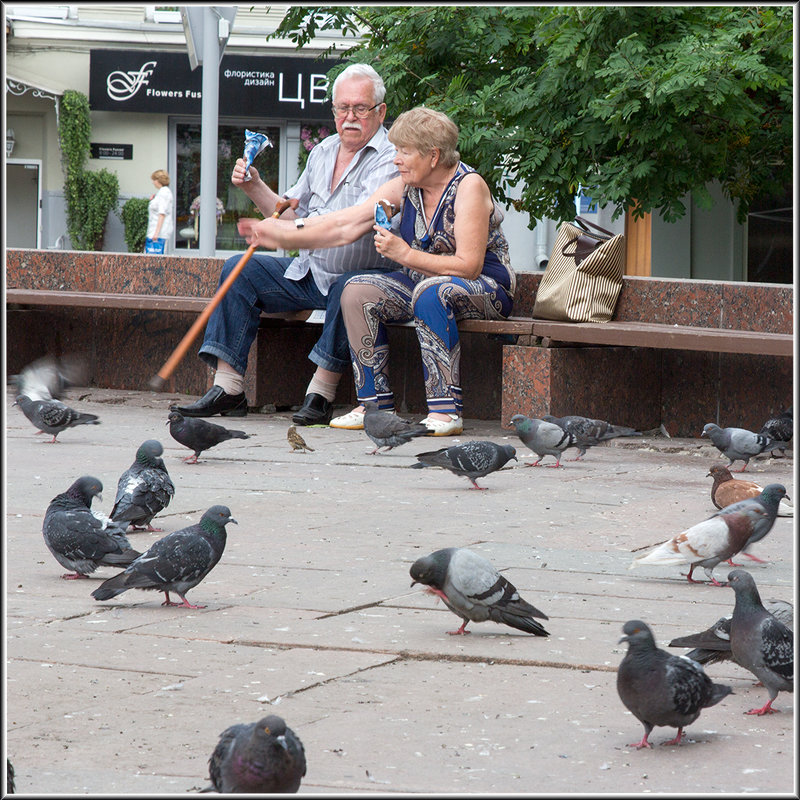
151, 169, 170, 186
388, 107, 460, 168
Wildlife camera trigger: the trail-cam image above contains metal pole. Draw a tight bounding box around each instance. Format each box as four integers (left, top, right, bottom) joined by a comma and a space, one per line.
199, 6, 220, 257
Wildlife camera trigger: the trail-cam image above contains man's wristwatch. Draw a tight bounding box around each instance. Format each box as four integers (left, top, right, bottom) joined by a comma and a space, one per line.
295, 218, 305, 229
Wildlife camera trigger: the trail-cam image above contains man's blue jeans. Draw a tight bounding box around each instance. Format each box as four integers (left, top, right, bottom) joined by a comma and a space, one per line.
199, 253, 387, 376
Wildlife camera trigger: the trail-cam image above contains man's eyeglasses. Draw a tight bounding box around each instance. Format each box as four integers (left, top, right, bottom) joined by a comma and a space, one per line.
331, 103, 381, 119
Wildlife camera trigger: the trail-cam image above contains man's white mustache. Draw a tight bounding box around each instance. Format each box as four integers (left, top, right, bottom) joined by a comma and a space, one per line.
341, 122, 362, 131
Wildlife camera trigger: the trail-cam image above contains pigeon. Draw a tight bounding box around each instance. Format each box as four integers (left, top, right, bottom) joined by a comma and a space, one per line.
203, 714, 307, 793
669, 599, 793, 667
509, 414, 575, 467
167, 410, 251, 463
9, 353, 88, 401
14, 394, 99, 443
707, 464, 793, 517
542, 414, 640, 460
629, 484, 787, 585
362, 401, 429, 454
110, 439, 175, 531
409, 547, 549, 636
42, 476, 141, 580
616, 619, 732, 749
411, 441, 517, 489
287, 425, 314, 453
91, 505, 236, 608
760, 406, 793, 457
727, 569, 794, 715
701, 422, 774, 472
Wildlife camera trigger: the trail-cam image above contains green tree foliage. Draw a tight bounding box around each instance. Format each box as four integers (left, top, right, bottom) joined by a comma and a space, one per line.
119, 197, 150, 253
270, 6, 791, 224
58, 90, 120, 249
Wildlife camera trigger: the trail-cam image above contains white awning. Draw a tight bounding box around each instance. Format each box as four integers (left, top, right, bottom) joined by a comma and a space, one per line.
6, 66, 71, 98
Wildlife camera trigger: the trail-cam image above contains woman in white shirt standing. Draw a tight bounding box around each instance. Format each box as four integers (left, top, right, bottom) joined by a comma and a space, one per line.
145, 169, 174, 254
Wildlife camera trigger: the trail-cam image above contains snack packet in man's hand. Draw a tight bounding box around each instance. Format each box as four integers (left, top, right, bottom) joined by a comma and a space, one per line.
242, 130, 272, 181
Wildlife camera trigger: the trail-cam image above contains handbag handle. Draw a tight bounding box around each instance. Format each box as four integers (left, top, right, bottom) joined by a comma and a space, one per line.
574, 216, 615, 239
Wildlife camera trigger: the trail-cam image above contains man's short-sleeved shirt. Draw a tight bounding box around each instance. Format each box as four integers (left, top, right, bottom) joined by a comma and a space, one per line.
283, 125, 398, 295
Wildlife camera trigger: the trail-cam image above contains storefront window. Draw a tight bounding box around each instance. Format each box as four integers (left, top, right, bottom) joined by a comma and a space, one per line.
175, 122, 280, 251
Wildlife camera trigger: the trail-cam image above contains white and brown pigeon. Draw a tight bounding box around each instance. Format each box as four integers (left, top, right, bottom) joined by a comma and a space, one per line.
110, 439, 175, 532
203, 714, 306, 793
91, 505, 236, 608
727, 569, 794, 715
669, 599, 792, 667
629, 484, 787, 585
42, 476, 141, 580
617, 619, 732, 749
509, 414, 575, 467
409, 547, 549, 636
411, 441, 517, 489
701, 423, 774, 472
543, 413, 640, 460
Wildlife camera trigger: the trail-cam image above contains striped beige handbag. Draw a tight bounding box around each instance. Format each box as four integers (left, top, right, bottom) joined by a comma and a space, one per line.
533, 217, 625, 323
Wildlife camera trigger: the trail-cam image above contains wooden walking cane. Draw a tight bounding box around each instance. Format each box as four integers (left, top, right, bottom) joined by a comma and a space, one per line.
148, 196, 299, 391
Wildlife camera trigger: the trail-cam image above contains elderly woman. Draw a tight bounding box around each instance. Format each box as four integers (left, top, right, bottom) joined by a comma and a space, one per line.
239, 107, 515, 435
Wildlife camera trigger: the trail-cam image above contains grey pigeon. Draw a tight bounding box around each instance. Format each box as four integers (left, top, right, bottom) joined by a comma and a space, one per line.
701, 422, 774, 472
9, 353, 88, 401
167, 410, 251, 463
91, 505, 236, 608
203, 714, 306, 793
42, 475, 141, 580
411, 440, 517, 489
760, 406, 793, 457
617, 619, 733, 749
669, 599, 792, 667
629, 483, 787, 585
728, 569, 794, 715
363, 400, 429, 454
543, 413, 640, 460
15, 394, 99, 443
409, 547, 549, 636
110, 439, 175, 531
509, 414, 575, 467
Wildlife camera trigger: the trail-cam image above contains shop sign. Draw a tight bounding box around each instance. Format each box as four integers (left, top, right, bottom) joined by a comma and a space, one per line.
90, 143, 133, 160
89, 50, 339, 119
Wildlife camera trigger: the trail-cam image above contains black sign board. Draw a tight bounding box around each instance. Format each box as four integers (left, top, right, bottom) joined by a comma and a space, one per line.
89, 50, 339, 120
90, 143, 133, 160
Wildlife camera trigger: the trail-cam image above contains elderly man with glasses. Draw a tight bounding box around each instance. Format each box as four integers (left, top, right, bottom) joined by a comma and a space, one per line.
173, 64, 398, 424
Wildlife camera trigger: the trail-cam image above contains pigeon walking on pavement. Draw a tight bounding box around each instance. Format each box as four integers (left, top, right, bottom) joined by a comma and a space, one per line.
707, 464, 793, 517
110, 439, 175, 531
42, 476, 141, 580
629, 484, 787, 585
509, 414, 575, 467
542, 414, 640, 460
411, 441, 517, 489
91, 505, 236, 608
727, 569, 794, 715
759, 406, 793, 457
287, 425, 314, 453
616, 619, 733, 749
701, 423, 774, 472
362, 401, 429, 454
15, 394, 99, 443
167, 411, 251, 463
203, 714, 306, 793
669, 599, 792, 667
409, 547, 549, 636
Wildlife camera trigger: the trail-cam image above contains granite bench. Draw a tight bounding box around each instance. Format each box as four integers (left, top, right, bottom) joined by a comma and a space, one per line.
6, 249, 793, 435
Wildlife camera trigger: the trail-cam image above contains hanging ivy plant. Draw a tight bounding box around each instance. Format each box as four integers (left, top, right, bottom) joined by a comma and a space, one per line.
58, 90, 119, 250
298, 123, 332, 171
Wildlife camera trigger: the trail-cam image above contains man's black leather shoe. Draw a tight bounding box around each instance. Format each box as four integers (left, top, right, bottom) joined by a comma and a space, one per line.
292, 392, 332, 425
171, 386, 248, 417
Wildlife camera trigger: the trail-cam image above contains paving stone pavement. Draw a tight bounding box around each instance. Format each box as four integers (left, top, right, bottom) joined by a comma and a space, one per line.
5, 387, 796, 795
